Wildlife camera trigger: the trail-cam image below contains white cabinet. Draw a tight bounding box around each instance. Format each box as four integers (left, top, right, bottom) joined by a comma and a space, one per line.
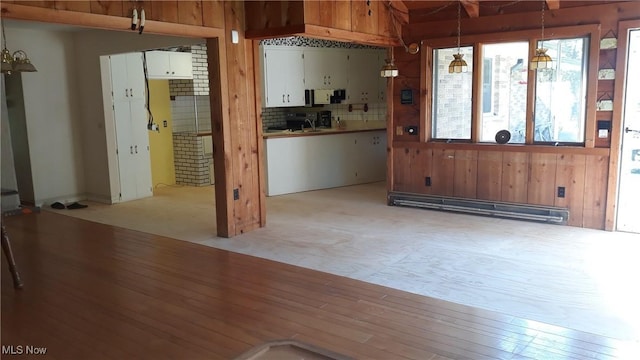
265, 130, 386, 196
109, 53, 152, 202
304, 48, 348, 90
144, 51, 193, 79
353, 132, 387, 183
346, 49, 385, 104
260, 46, 305, 107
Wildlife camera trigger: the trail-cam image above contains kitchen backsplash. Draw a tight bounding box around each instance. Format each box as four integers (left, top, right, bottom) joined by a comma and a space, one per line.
260, 36, 383, 50
261, 103, 387, 131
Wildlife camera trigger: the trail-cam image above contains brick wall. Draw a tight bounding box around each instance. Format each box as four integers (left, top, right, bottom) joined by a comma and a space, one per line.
173, 133, 212, 186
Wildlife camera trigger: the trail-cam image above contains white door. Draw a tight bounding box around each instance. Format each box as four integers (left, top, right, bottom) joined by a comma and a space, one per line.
109, 53, 152, 202
617, 28, 640, 233
113, 100, 138, 202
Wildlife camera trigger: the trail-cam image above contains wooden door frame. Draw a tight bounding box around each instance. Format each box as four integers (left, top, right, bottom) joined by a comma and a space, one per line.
0, 3, 237, 236
605, 19, 640, 230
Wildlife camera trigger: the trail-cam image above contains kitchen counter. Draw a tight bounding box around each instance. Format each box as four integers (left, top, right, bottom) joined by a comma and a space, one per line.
263, 126, 386, 138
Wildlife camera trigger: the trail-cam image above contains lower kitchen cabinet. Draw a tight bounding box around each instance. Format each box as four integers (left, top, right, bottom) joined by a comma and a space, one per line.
264, 130, 386, 196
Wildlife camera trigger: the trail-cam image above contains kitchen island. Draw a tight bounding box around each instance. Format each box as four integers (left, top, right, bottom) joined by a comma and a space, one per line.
264, 127, 386, 196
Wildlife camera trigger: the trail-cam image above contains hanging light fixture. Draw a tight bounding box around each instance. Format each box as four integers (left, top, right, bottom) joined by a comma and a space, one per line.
449, 1, 468, 73
530, 0, 553, 70
1, 21, 38, 74
380, 53, 399, 78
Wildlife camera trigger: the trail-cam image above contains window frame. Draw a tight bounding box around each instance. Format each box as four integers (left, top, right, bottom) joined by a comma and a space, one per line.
421, 24, 600, 147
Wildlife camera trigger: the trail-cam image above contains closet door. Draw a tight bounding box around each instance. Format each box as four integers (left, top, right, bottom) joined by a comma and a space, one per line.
130, 97, 152, 198
109, 53, 152, 202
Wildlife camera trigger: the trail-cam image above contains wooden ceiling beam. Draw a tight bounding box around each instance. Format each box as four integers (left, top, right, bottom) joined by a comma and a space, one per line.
461, 0, 480, 18
545, 0, 560, 10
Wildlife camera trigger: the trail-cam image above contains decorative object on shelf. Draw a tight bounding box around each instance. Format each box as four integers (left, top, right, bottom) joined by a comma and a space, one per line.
1, 21, 37, 74
449, 1, 468, 73
530, 0, 553, 70
600, 30, 618, 49
596, 92, 614, 111
495, 129, 511, 144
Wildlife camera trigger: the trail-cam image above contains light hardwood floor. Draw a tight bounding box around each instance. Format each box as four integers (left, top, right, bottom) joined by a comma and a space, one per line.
4, 212, 637, 359
49, 182, 640, 342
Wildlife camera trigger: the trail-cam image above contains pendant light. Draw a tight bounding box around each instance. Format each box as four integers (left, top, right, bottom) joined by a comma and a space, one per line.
530, 0, 553, 70
1, 21, 37, 74
380, 52, 399, 78
449, 1, 468, 73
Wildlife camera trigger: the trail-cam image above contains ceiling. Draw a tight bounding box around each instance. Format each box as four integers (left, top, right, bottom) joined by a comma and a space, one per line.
401, 0, 626, 23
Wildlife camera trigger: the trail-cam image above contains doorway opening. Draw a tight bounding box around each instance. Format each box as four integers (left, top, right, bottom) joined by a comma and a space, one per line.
616, 27, 640, 233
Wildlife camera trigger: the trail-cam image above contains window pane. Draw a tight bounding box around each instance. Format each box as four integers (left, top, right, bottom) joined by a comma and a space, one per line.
432, 46, 473, 140
479, 42, 529, 143
534, 37, 588, 143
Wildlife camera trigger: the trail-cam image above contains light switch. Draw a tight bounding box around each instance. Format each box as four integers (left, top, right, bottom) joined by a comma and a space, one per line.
231, 30, 239, 44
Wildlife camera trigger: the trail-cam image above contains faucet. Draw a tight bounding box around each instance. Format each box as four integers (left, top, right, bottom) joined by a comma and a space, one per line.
305, 118, 316, 131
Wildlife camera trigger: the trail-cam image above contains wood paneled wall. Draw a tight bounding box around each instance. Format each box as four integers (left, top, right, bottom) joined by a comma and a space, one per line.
3, 0, 225, 28
390, 2, 640, 230
244, 0, 397, 45
393, 145, 608, 229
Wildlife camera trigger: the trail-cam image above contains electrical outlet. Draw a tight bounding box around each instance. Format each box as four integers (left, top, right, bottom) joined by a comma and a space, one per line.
557, 186, 565, 198
233, 188, 239, 200
425, 177, 431, 187
163, 120, 168, 128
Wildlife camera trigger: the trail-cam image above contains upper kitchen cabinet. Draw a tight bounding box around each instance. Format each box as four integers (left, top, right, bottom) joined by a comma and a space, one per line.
145, 51, 193, 79
304, 48, 348, 90
346, 49, 385, 104
260, 46, 306, 108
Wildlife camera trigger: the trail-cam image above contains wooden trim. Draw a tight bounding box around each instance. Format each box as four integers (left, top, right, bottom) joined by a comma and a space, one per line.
407, 2, 640, 40
584, 25, 603, 148
605, 19, 640, 230
246, 23, 400, 47
302, 24, 400, 46
393, 141, 611, 156
422, 41, 433, 143
245, 24, 307, 40
525, 40, 536, 144
422, 24, 601, 49
386, 48, 395, 194
470, 43, 481, 143
0, 3, 223, 38
207, 37, 233, 238
254, 40, 267, 227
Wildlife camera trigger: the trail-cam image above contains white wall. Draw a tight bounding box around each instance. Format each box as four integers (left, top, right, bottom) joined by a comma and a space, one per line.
4, 24, 85, 206
73, 29, 203, 203
4, 20, 204, 206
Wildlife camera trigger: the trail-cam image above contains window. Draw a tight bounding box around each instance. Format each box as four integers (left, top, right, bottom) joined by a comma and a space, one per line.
432, 46, 473, 140
533, 38, 588, 143
479, 42, 529, 143
428, 30, 592, 146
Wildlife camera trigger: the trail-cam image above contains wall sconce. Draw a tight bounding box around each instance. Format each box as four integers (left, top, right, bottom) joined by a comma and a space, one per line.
1, 22, 37, 74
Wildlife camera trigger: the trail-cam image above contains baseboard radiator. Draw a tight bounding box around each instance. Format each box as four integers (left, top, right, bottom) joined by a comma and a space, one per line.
388, 192, 569, 224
